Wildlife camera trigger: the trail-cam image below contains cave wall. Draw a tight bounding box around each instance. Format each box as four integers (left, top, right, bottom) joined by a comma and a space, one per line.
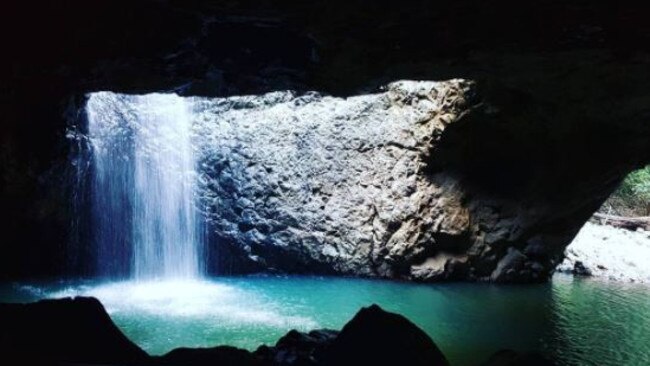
1, 0, 649, 281
190, 80, 475, 280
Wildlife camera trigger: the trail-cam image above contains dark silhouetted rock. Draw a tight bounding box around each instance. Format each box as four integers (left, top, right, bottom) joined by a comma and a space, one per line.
0, 296, 147, 364
572, 261, 593, 276
319, 304, 449, 366
255, 329, 339, 366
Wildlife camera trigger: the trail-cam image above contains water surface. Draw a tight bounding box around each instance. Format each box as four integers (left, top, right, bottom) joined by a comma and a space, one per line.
1, 274, 648, 365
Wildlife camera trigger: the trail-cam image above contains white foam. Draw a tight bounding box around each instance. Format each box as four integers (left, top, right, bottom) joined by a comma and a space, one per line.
47, 279, 318, 329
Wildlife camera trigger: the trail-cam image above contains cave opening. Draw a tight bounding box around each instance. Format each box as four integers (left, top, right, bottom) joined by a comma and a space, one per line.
3, 81, 650, 366
3, 1, 650, 364
558, 165, 650, 281
600, 165, 650, 217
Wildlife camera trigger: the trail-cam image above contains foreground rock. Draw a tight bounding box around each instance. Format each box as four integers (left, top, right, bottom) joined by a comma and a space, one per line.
0, 297, 148, 364
557, 222, 650, 283
318, 304, 449, 366
0, 297, 549, 365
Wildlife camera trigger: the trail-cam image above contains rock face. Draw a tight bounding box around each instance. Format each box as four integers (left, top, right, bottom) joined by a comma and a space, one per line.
184, 77, 593, 282
191, 80, 474, 279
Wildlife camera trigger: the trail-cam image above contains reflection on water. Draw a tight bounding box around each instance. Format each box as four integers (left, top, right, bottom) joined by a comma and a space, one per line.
546, 275, 650, 365
1, 274, 648, 365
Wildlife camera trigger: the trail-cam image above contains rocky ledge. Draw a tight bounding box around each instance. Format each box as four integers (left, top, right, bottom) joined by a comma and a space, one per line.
0, 297, 552, 366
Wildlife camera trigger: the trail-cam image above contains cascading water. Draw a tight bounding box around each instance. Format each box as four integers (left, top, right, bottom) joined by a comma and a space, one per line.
86, 92, 203, 279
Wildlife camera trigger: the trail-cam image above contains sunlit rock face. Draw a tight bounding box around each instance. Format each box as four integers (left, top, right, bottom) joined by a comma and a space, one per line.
191, 80, 473, 279
189, 79, 586, 282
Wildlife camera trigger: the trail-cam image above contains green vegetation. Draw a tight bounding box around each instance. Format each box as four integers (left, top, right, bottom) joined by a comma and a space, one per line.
618, 166, 650, 201
603, 166, 650, 216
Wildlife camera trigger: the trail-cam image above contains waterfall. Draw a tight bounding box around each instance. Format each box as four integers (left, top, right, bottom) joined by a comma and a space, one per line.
86, 92, 203, 279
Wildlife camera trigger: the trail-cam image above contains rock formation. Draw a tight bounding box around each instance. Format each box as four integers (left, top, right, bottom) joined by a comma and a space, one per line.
190, 80, 475, 280
161, 75, 634, 282
2, 1, 650, 282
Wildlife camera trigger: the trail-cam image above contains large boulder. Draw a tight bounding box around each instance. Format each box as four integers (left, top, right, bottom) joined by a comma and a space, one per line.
319, 304, 449, 366
256, 304, 449, 366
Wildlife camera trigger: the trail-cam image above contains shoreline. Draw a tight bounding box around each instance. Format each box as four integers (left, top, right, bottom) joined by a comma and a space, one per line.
557, 221, 650, 283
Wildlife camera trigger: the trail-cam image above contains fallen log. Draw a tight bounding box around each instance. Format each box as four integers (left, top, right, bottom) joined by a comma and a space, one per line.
592, 213, 650, 231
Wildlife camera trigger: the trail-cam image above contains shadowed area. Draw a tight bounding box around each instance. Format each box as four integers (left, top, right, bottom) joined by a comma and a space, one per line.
0, 296, 456, 366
